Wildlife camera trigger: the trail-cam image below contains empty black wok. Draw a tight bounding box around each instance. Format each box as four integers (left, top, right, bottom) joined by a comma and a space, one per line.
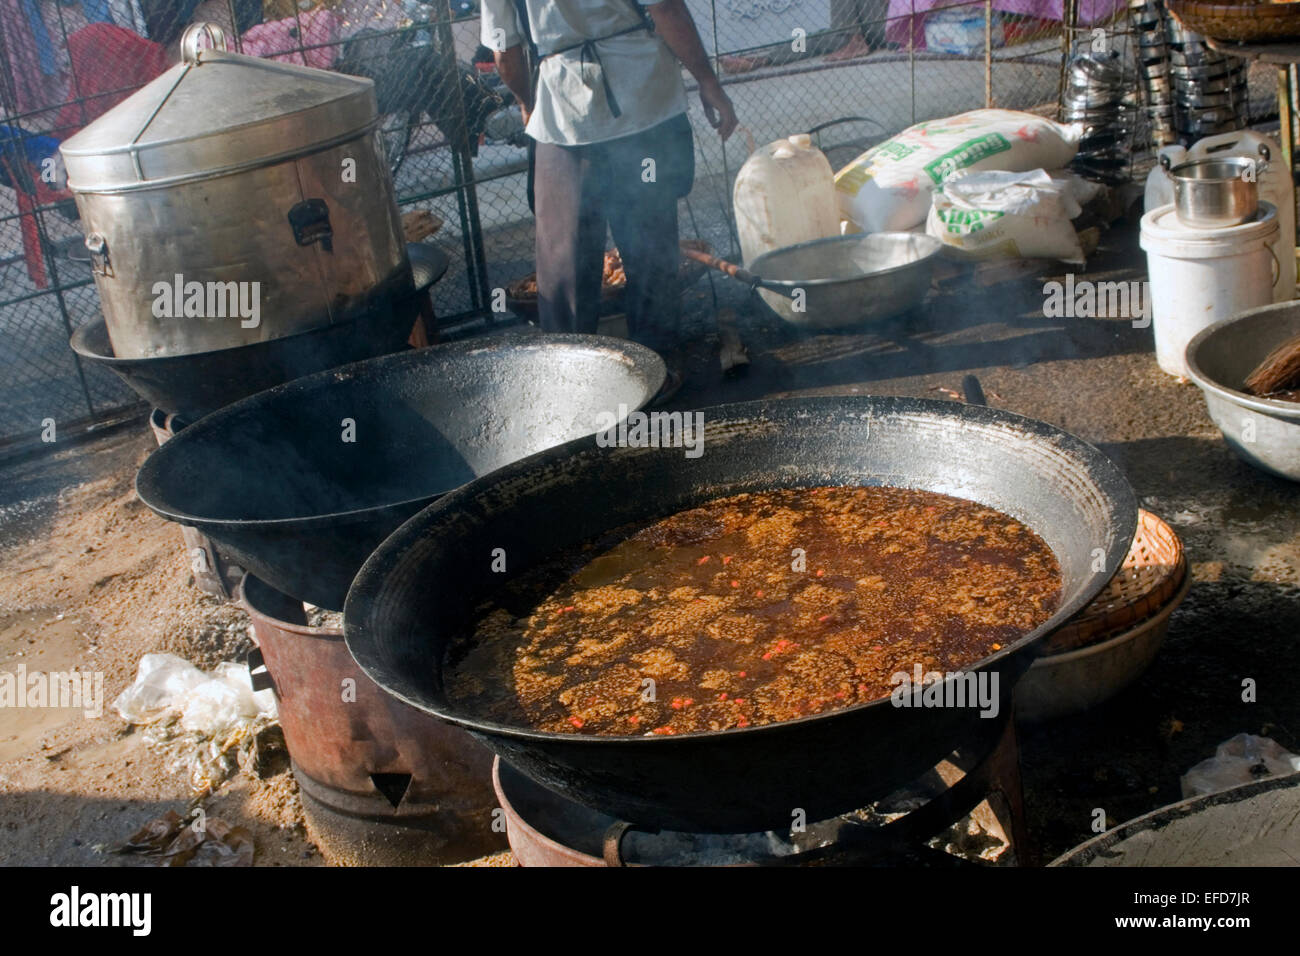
135, 333, 665, 610
344, 396, 1139, 833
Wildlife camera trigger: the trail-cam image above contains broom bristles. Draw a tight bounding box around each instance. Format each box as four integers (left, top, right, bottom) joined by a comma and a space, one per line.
1244, 332, 1300, 396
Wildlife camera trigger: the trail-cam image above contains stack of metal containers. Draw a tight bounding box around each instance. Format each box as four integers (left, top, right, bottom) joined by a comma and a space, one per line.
1062, 47, 1135, 183
1130, 0, 1247, 145
1131, 0, 1178, 145
1166, 17, 1248, 141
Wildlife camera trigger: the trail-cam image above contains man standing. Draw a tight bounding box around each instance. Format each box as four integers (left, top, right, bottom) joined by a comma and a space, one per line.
481, 0, 738, 399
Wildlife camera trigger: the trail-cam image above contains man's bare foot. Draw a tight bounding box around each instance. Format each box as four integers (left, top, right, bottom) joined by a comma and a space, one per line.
825, 33, 875, 61
719, 54, 766, 74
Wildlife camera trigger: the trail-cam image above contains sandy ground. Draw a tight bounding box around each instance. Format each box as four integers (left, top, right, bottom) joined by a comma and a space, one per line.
1, 205, 1298, 866
0, 433, 322, 866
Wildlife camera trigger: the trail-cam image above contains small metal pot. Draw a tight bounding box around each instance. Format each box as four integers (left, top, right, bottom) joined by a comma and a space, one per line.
1161, 145, 1269, 229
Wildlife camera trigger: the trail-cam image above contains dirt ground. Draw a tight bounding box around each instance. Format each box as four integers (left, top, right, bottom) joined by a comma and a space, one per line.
1, 208, 1297, 866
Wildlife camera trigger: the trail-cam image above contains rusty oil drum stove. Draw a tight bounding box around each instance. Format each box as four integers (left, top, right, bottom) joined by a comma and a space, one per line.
240, 574, 504, 865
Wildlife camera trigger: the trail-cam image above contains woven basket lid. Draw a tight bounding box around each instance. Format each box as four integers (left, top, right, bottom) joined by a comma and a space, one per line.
1044, 509, 1186, 655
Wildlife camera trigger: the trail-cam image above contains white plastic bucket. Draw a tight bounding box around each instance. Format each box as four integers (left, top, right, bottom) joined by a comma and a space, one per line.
1140, 202, 1279, 377
1189, 130, 1295, 302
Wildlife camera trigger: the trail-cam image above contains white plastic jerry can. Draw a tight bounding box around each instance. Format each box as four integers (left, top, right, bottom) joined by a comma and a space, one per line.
733, 133, 840, 267
1188, 130, 1296, 302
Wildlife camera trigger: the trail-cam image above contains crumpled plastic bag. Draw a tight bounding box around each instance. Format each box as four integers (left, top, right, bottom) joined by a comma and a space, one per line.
114, 653, 276, 731
1180, 733, 1300, 799
114, 654, 280, 793
112, 653, 209, 724
179, 662, 275, 734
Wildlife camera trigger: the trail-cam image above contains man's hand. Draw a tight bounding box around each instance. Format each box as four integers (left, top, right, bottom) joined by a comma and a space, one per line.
494, 47, 534, 128
649, 0, 739, 140
698, 78, 737, 141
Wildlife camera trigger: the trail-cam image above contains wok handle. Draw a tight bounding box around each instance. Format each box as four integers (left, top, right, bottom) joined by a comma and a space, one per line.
680, 246, 764, 290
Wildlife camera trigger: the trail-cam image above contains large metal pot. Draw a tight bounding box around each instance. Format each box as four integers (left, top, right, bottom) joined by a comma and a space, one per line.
1161, 145, 1268, 229
59, 23, 411, 359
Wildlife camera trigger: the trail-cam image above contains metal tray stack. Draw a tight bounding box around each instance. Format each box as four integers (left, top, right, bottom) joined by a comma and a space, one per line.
1060, 47, 1133, 184
1131, 0, 1178, 145
1062, 48, 1135, 183
1164, 15, 1248, 140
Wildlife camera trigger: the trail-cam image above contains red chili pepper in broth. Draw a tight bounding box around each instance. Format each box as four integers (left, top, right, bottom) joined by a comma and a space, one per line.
697, 555, 711, 565
652, 726, 675, 735
722, 556, 732, 565
730, 580, 740, 589
568, 716, 584, 729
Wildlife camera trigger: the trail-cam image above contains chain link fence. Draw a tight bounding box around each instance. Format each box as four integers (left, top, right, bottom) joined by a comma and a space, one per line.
0, 0, 1279, 448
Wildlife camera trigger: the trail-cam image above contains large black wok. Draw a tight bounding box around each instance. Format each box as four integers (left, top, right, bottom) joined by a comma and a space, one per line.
345, 396, 1138, 833
135, 333, 664, 610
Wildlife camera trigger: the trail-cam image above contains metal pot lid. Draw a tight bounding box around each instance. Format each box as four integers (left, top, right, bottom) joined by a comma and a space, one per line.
60, 23, 376, 193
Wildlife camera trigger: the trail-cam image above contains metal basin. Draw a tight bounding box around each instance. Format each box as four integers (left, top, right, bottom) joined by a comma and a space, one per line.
747, 233, 942, 330
1185, 302, 1300, 482
135, 333, 665, 609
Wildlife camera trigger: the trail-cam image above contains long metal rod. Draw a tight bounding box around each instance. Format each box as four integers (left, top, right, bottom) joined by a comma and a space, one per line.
985, 0, 993, 109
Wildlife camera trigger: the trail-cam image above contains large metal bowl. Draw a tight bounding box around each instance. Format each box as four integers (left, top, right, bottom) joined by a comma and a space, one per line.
1185, 302, 1300, 482
747, 232, 943, 329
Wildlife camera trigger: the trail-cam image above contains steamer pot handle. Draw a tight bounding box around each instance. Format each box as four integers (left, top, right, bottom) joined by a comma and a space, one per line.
181, 23, 229, 64
961, 374, 987, 407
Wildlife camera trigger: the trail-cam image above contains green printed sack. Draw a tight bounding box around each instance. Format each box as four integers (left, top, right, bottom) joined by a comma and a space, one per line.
834, 110, 1081, 234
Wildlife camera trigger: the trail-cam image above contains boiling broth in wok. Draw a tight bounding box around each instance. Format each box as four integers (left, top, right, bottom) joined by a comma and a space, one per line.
445, 486, 1061, 736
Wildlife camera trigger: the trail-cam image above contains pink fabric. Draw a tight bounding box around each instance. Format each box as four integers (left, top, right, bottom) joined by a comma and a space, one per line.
239, 9, 342, 69
885, 0, 1125, 50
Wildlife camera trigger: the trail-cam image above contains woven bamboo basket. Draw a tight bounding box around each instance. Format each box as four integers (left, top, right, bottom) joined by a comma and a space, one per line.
1044, 509, 1186, 655
1167, 0, 1300, 45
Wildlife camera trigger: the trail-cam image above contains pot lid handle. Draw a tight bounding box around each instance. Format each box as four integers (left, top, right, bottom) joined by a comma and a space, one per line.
180, 22, 229, 64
